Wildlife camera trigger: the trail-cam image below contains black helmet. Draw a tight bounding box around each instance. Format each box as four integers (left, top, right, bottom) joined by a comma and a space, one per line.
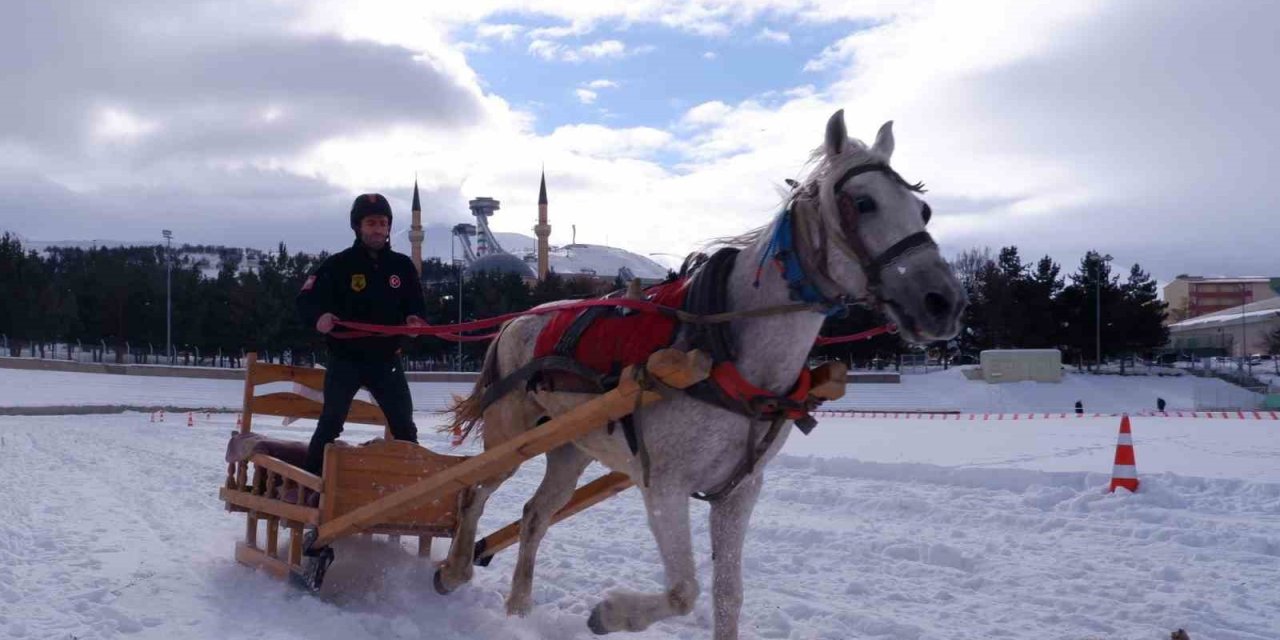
350, 193, 393, 230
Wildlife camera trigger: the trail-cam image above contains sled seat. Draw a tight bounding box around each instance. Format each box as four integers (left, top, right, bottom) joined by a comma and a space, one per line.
219, 352, 469, 582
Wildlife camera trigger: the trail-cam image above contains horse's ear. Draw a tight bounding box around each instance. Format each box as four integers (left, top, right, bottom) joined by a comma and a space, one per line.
824, 109, 847, 156
872, 120, 895, 159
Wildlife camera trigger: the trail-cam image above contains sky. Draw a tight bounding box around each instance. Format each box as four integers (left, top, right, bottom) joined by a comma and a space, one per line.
1, 0, 1277, 282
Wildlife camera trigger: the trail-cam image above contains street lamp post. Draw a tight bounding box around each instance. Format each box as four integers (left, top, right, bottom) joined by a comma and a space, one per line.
1240, 283, 1249, 375
1092, 253, 1113, 372
452, 235, 463, 371
162, 229, 173, 365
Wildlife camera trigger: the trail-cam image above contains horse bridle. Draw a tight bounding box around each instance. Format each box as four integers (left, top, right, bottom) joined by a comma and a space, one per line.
791, 162, 937, 310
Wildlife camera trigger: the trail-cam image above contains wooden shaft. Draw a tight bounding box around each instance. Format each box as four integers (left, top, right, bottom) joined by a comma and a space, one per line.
809, 362, 848, 401
313, 349, 707, 548
417, 535, 431, 558
475, 472, 633, 564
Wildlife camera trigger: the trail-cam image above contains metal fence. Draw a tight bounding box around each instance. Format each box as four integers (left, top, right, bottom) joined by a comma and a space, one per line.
0, 337, 480, 372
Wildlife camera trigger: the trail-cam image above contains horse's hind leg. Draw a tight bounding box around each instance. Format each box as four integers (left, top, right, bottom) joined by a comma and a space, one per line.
506, 443, 593, 616
434, 393, 530, 594
587, 488, 698, 634
434, 474, 506, 594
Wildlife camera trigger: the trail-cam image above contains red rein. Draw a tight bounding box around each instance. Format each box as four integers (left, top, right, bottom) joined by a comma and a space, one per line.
330, 297, 895, 347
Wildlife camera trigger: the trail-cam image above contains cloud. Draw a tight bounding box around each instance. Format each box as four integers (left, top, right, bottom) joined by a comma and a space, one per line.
476, 23, 524, 41
528, 38, 629, 62
4, 0, 1278, 283
703, 51, 718, 60
545, 124, 673, 159
586, 79, 620, 89
756, 28, 791, 44
575, 88, 598, 104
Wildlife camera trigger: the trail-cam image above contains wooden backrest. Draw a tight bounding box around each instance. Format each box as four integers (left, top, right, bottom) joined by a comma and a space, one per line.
240, 352, 389, 436
320, 439, 469, 534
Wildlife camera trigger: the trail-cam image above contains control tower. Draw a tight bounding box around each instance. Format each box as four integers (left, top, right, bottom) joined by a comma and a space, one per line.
468, 197, 504, 257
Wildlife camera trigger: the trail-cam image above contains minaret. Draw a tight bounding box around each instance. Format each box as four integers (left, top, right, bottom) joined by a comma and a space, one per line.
534, 169, 551, 281
409, 178, 425, 275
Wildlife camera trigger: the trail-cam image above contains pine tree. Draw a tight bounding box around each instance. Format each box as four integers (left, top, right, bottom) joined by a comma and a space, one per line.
1060, 251, 1122, 370
1118, 263, 1168, 366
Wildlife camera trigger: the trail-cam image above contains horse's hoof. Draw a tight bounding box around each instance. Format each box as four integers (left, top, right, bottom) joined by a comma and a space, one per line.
433, 569, 454, 595
587, 606, 609, 635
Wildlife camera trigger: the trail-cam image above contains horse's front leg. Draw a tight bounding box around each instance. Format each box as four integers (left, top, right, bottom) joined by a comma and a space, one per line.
709, 473, 763, 640
587, 487, 698, 634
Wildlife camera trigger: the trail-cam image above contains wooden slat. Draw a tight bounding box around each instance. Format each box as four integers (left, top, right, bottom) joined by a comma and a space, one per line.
235, 541, 293, 580
266, 517, 279, 558
475, 472, 633, 564
220, 487, 320, 525
314, 349, 709, 548
248, 360, 328, 390
289, 525, 303, 567
251, 393, 386, 426
321, 440, 468, 530
250, 454, 323, 492
418, 536, 432, 557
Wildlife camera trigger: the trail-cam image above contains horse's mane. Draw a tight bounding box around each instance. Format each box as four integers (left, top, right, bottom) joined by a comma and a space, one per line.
706, 138, 875, 250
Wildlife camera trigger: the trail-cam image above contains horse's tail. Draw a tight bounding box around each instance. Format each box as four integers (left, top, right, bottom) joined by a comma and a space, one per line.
441, 325, 505, 443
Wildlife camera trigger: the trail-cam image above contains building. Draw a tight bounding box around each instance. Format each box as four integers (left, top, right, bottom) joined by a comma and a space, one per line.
1166, 296, 1280, 357
449, 170, 668, 288
408, 178, 425, 275
1163, 276, 1279, 322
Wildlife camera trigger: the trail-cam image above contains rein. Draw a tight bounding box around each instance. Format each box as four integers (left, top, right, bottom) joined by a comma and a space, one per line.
331, 163, 928, 346
332, 301, 894, 346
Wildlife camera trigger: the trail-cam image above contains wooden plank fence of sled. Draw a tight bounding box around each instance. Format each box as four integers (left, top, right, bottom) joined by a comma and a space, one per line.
312, 348, 710, 548
474, 471, 633, 566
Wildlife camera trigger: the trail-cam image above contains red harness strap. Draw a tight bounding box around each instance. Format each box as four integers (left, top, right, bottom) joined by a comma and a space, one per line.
534, 279, 691, 374
710, 362, 812, 420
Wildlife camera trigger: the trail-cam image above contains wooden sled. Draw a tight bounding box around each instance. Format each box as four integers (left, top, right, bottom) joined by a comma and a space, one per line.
220, 352, 470, 588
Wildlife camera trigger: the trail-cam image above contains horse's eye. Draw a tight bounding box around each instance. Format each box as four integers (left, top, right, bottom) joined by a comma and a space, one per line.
853, 196, 877, 214
921, 202, 932, 224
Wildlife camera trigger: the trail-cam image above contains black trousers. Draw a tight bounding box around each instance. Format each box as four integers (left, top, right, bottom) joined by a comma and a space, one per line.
305, 355, 418, 474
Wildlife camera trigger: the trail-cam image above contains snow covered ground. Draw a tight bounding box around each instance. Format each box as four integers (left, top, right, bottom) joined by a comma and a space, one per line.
3, 372, 1280, 639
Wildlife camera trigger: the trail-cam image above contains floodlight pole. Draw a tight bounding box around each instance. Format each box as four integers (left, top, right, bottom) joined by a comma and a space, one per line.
162, 229, 173, 364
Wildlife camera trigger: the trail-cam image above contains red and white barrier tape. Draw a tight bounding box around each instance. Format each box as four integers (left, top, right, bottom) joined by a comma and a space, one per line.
812, 410, 1280, 420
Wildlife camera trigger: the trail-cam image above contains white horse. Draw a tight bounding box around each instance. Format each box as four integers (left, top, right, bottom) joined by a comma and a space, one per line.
436, 110, 966, 639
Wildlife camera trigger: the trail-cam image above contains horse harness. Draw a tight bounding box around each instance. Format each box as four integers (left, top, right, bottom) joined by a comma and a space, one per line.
477, 162, 936, 501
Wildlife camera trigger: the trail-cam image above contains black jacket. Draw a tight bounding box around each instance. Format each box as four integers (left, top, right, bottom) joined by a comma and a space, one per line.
297, 240, 427, 360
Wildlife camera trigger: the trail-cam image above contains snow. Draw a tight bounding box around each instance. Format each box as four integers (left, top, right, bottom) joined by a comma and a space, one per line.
3, 371, 1280, 639
1, 366, 1259, 415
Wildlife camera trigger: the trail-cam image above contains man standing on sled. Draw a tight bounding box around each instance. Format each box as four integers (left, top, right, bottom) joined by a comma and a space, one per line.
296, 193, 427, 475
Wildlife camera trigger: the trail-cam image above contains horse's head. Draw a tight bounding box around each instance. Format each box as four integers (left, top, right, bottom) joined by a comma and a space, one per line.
795, 109, 965, 343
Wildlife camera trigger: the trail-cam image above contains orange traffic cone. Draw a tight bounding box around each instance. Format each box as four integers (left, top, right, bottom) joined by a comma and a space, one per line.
187, 412, 194, 427
1109, 415, 1139, 493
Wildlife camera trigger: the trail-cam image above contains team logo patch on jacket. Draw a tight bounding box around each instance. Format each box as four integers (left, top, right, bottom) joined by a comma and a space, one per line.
389, 275, 401, 289
351, 274, 367, 292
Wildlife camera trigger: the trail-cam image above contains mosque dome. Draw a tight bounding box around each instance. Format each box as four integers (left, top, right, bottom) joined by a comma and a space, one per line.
466, 253, 535, 279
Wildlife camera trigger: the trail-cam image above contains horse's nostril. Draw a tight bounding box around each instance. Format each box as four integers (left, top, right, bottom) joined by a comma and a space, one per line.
924, 292, 950, 318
